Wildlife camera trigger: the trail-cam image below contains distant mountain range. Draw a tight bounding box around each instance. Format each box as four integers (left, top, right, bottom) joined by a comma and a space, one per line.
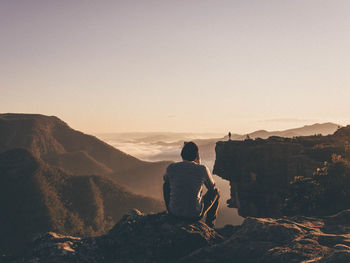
192, 122, 340, 143
97, 132, 224, 143
98, 123, 340, 145
237, 122, 340, 140
0, 113, 170, 254
139, 122, 341, 163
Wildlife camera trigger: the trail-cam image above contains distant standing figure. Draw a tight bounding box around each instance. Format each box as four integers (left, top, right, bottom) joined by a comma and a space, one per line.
163, 142, 220, 228
228, 132, 231, 140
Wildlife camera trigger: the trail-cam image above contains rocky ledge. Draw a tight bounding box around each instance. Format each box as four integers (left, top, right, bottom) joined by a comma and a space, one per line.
7, 210, 222, 263
184, 209, 350, 263
6, 209, 350, 263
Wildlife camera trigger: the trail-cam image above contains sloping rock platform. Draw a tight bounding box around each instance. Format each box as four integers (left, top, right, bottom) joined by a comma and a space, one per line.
183, 210, 350, 263
8, 210, 350, 263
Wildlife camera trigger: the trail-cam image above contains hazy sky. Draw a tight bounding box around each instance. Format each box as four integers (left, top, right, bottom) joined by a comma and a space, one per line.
1, 0, 350, 133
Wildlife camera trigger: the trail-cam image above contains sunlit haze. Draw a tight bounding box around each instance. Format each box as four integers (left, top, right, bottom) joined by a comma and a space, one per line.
1, 0, 350, 134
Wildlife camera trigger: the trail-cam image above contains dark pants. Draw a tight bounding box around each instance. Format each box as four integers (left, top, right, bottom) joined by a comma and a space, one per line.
163, 181, 220, 227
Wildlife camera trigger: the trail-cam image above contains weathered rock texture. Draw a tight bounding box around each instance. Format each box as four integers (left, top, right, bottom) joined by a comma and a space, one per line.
183, 209, 350, 263
9, 210, 350, 263
9, 211, 223, 263
213, 126, 350, 217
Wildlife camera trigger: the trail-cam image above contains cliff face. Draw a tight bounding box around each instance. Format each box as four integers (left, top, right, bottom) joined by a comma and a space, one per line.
213, 126, 350, 217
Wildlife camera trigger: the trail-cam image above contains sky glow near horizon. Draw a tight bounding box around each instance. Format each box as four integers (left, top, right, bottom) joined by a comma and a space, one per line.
1, 0, 350, 134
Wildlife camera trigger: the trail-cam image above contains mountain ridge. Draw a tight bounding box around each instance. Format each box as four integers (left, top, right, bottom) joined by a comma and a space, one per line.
0, 113, 171, 198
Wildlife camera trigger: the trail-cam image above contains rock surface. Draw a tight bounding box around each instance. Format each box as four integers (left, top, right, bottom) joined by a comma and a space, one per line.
9, 210, 350, 263
183, 209, 350, 263
9, 211, 223, 263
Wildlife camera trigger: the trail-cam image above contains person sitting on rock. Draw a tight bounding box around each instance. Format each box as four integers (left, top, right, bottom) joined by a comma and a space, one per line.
163, 141, 220, 228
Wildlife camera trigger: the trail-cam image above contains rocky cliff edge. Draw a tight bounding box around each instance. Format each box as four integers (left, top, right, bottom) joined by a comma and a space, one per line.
6, 209, 350, 263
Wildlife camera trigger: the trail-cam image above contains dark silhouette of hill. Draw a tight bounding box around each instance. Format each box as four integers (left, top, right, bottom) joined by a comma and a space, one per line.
0, 113, 171, 198
0, 148, 163, 254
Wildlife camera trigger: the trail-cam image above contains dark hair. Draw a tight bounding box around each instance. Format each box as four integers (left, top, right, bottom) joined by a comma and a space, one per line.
181, 141, 199, 161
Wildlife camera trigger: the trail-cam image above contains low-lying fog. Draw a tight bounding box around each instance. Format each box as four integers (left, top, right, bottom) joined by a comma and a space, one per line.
97, 132, 244, 227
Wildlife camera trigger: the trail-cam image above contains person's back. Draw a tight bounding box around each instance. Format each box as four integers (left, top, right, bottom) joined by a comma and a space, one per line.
165, 161, 214, 218
163, 142, 220, 227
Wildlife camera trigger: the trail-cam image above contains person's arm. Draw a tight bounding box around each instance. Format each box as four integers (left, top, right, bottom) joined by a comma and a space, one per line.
203, 165, 216, 192
163, 171, 171, 212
